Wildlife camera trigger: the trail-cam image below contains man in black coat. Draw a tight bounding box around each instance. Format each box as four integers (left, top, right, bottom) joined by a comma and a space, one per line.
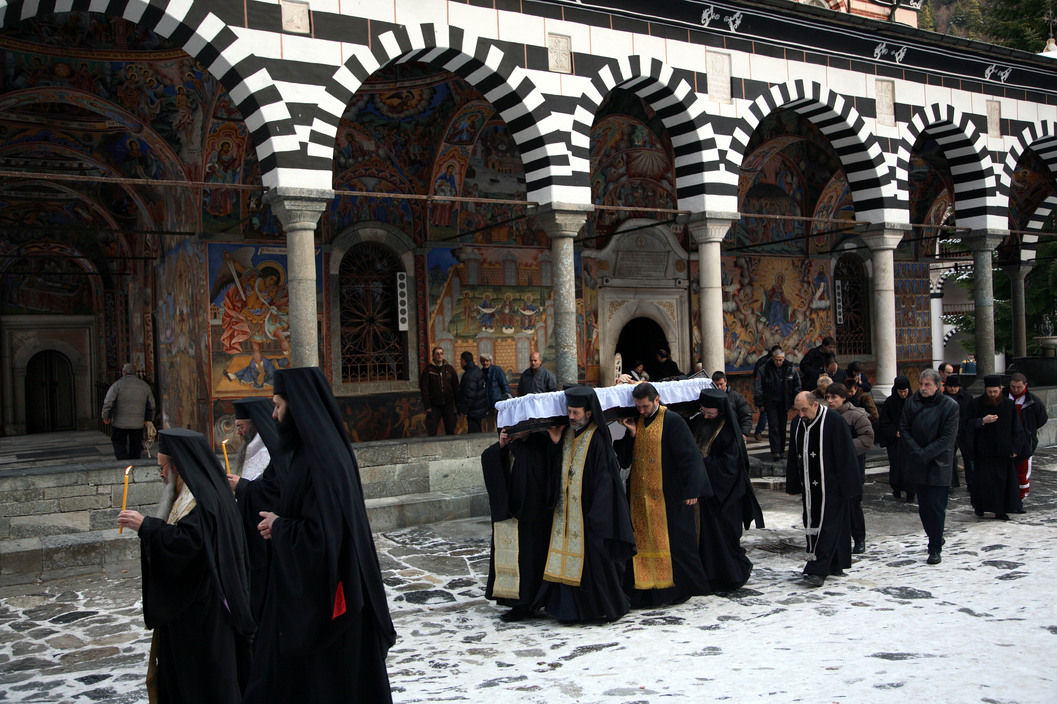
1006, 372, 1050, 509
785, 392, 861, 588
878, 376, 913, 502
481, 429, 553, 621
420, 346, 459, 435
457, 351, 488, 433
964, 376, 1025, 520
117, 429, 255, 703
750, 345, 782, 441
754, 348, 802, 462
616, 383, 711, 606
712, 371, 754, 437
799, 336, 836, 392
943, 374, 972, 489
900, 369, 960, 565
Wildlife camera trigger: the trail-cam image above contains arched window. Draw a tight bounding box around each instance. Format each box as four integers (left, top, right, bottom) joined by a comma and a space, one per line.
338, 242, 407, 383
833, 253, 871, 356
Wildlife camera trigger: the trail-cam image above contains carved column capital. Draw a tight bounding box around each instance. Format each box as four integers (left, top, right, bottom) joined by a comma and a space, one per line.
685, 211, 739, 245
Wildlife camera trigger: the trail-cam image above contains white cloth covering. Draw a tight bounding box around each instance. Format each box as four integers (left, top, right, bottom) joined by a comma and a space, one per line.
240, 434, 270, 482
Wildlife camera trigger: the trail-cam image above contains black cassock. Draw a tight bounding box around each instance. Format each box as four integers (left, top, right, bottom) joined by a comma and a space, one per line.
615, 408, 712, 605
963, 396, 1025, 517
688, 413, 764, 591
878, 393, 909, 493
535, 423, 636, 623
481, 432, 553, 610
786, 406, 861, 577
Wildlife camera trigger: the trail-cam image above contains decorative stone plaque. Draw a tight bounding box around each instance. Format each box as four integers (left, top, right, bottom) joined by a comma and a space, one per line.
875, 79, 895, 127
548, 33, 572, 74
706, 50, 731, 103
280, 0, 311, 35
986, 100, 1001, 138
614, 251, 668, 279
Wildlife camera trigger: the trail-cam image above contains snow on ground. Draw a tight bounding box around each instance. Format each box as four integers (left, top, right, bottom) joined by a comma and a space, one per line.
2, 451, 1055, 703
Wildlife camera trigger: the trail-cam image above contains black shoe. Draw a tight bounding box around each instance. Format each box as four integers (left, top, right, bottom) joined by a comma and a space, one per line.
996, 513, 1010, 521
499, 607, 531, 622
1014, 507, 1026, 514
852, 541, 865, 555
905, 494, 916, 503
829, 567, 845, 577
975, 508, 984, 517
926, 551, 942, 565
772, 454, 782, 463
892, 490, 901, 499
802, 573, 825, 587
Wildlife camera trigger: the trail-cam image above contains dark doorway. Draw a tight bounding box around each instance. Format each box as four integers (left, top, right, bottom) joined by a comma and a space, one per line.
25, 350, 76, 433
616, 317, 669, 380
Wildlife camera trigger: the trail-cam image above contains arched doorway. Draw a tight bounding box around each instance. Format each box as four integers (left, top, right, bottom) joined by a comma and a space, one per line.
616, 317, 670, 380
24, 350, 75, 433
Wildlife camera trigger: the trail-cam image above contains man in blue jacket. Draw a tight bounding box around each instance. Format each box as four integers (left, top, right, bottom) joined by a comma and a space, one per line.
480, 353, 510, 430
457, 351, 489, 434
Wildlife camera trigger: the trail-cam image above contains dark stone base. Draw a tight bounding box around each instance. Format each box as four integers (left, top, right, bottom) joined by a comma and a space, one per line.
1006, 357, 1057, 386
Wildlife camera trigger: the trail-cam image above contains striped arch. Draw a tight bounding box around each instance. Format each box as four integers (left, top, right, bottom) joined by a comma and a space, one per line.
0, 0, 296, 186
725, 80, 898, 224
895, 104, 1003, 231
316, 23, 565, 203
566, 54, 726, 213
1000, 121, 1057, 264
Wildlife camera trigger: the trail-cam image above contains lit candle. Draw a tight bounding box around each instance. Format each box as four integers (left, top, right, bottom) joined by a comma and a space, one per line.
119, 465, 132, 534
222, 439, 231, 475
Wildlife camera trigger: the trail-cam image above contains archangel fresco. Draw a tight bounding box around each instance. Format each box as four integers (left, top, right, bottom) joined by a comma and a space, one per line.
207, 243, 323, 395
330, 63, 546, 247
425, 246, 589, 385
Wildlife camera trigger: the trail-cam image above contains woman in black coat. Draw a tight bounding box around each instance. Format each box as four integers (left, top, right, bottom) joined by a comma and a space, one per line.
878, 376, 912, 502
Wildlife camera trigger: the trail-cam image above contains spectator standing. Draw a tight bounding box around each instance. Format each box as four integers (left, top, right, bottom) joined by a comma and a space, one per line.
517, 352, 557, 396
480, 354, 510, 430
825, 383, 874, 554
943, 374, 971, 489
650, 347, 682, 380
751, 345, 782, 442
963, 375, 1024, 520
754, 348, 802, 462
419, 346, 459, 436
457, 351, 488, 434
1006, 372, 1049, 509
899, 369, 960, 565
711, 371, 754, 437
101, 363, 155, 460
878, 376, 913, 502
847, 379, 879, 424
800, 336, 836, 391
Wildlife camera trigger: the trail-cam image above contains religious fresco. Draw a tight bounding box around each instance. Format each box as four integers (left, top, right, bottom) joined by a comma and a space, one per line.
425, 246, 589, 385
206, 243, 323, 396
0, 242, 98, 316
156, 239, 210, 433
330, 63, 545, 247
811, 171, 857, 251
714, 255, 834, 372
895, 261, 932, 363
586, 91, 679, 251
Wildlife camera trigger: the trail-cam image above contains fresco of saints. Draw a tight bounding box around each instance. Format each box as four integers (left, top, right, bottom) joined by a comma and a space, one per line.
478, 293, 497, 331
498, 293, 516, 333
518, 293, 538, 331
430, 163, 458, 227
205, 139, 242, 218
214, 249, 291, 389
764, 273, 794, 338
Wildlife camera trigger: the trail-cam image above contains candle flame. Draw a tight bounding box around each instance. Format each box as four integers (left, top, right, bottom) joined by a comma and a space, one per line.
124, 465, 132, 475
222, 439, 229, 445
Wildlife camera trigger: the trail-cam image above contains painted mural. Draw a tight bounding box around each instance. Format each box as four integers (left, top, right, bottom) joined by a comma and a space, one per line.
156, 239, 209, 433
206, 243, 323, 396
895, 261, 932, 363
330, 63, 545, 247
425, 246, 590, 385
718, 255, 834, 372
0, 243, 97, 316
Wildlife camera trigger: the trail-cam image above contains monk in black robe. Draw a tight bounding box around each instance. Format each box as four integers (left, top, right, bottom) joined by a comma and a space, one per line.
963, 376, 1025, 520
246, 367, 396, 703
615, 383, 711, 606
878, 376, 913, 502
786, 392, 861, 587
228, 397, 287, 621
535, 386, 636, 623
117, 428, 255, 703
482, 429, 553, 621
688, 388, 764, 591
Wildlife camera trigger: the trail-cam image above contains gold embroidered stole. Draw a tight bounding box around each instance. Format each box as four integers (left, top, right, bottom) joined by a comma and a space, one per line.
630, 406, 674, 589
543, 424, 596, 586
491, 450, 521, 599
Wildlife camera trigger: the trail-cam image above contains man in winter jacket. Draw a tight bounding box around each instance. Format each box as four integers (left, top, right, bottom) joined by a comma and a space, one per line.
457, 351, 489, 434
419, 346, 459, 436
101, 363, 155, 460
899, 369, 960, 565
825, 383, 874, 555
754, 349, 802, 462
1006, 372, 1049, 508
480, 354, 511, 431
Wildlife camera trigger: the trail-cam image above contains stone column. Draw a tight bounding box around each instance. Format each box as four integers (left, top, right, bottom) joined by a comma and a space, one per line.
1002, 263, 1032, 359
265, 188, 333, 368
964, 231, 1007, 378
859, 225, 906, 400
930, 291, 945, 370
686, 212, 738, 377
536, 204, 591, 387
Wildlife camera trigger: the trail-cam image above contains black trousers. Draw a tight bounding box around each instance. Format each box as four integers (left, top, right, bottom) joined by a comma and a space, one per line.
765, 403, 787, 456
850, 455, 866, 543
426, 404, 456, 436
914, 484, 949, 553
466, 417, 483, 434
111, 426, 144, 460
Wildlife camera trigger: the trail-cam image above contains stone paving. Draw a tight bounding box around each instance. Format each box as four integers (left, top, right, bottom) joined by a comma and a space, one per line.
1, 450, 1055, 702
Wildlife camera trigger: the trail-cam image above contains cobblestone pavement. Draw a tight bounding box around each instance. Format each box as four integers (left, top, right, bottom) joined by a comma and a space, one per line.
2, 450, 1055, 703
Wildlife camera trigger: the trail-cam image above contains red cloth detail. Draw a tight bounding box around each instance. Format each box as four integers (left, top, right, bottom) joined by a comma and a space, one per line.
332, 581, 346, 620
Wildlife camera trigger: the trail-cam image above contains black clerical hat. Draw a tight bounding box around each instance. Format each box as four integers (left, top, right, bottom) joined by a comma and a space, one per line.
231, 397, 280, 458
892, 376, 910, 391
983, 374, 1002, 388
945, 374, 961, 387
233, 403, 252, 420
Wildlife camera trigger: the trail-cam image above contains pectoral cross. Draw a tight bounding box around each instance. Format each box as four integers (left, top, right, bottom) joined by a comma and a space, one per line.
812, 480, 820, 487
810, 451, 817, 458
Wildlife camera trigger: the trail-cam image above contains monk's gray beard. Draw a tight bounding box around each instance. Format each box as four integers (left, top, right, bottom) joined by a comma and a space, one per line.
153, 475, 178, 520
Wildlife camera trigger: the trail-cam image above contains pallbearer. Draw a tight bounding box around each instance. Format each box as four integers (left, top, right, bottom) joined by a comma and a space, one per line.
117, 429, 254, 703
536, 386, 636, 624
481, 427, 553, 622
246, 367, 395, 703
